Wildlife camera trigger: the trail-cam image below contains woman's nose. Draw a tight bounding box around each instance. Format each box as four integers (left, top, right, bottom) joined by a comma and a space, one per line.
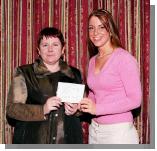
93, 28, 99, 35
48, 45, 54, 51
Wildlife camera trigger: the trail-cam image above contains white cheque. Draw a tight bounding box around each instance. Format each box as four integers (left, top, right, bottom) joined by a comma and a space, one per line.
57, 82, 85, 103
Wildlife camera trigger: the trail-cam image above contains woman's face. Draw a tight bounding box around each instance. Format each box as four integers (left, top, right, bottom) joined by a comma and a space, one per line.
38, 36, 64, 65
88, 16, 111, 49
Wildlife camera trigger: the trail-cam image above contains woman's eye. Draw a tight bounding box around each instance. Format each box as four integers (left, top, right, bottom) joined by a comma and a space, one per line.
88, 27, 94, 30
41, 44, 48, 47
54, 44, 59, 46
100, 26, 105, 29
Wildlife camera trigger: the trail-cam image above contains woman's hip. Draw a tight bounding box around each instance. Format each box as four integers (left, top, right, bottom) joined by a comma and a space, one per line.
89, 120, 139, 144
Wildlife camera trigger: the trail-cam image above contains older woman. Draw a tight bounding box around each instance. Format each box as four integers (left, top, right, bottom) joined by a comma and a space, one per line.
6, 27, 83, 144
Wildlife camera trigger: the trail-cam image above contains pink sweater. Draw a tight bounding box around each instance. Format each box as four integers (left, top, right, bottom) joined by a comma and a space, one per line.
87, 48, 142, 124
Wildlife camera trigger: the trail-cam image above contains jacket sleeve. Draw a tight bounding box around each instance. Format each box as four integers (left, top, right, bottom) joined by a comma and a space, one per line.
6, 68, 46, 122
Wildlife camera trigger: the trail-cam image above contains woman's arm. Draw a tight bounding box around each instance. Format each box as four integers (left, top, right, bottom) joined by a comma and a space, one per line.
95, 54, 142, 116
6, 71, 46, 121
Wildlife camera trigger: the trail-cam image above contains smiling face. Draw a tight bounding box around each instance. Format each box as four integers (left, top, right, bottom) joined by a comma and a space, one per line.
88, 16, 111, 49
38, 36, 64, 65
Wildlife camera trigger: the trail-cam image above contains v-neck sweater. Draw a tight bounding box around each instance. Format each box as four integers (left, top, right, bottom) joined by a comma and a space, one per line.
87, 48, 142, 124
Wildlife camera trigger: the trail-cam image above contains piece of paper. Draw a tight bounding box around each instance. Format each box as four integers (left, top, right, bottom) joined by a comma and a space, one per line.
56, 82, 85, 103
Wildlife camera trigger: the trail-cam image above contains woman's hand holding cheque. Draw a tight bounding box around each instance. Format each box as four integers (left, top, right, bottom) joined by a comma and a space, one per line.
80, 98, 96, 115
64, 103, 79, 115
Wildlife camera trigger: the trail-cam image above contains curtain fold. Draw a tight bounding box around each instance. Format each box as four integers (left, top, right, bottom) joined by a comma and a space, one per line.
0, 0, 150, 144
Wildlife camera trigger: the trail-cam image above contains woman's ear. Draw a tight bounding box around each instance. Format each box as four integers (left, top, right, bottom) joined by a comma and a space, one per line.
61, 46, 65, 55
61, 46, 66, 61
37, 47, 40, 56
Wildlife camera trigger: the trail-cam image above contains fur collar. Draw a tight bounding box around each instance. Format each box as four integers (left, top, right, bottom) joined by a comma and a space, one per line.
33, 57, 74, 79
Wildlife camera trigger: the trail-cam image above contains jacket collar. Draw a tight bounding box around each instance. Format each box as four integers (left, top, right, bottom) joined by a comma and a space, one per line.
33, 57, 74, 78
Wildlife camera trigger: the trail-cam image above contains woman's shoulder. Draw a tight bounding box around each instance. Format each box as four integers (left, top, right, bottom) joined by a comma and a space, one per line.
115, 48, 137, 62
69, 66, 82, 83
69, 66, 81, 74
114, 48, 138, 69
17, 63, 33, 70
14, 64, 34, 75
89, 55, 96, 64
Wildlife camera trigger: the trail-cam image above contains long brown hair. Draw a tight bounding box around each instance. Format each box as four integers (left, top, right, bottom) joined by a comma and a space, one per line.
87, 9, 123, 58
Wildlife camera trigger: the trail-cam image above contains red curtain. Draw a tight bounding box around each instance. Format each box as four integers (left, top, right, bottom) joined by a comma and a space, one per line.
0, 0, 150, 144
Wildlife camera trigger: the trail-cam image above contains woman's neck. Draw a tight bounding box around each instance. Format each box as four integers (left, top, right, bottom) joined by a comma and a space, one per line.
44, 62, 60, 73
98, 45, 115, 57
98, 41, 115, 54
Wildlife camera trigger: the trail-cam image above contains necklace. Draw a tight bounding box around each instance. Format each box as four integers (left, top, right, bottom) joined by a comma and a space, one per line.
97, 51, 113, 59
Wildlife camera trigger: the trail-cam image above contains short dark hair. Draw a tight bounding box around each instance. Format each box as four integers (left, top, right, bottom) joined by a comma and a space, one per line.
37, 27, 65, 48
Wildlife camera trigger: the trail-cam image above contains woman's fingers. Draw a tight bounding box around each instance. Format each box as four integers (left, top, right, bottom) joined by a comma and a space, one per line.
64, 103, 78, 115
44, 96, 82, 115
44, 97, 62, 114
80, 98, 96, 115
80, 99, 90, 109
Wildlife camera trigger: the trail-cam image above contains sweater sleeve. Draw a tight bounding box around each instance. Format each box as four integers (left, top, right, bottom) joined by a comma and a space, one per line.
6, 69, 46, 122
96, 53, 142, 116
